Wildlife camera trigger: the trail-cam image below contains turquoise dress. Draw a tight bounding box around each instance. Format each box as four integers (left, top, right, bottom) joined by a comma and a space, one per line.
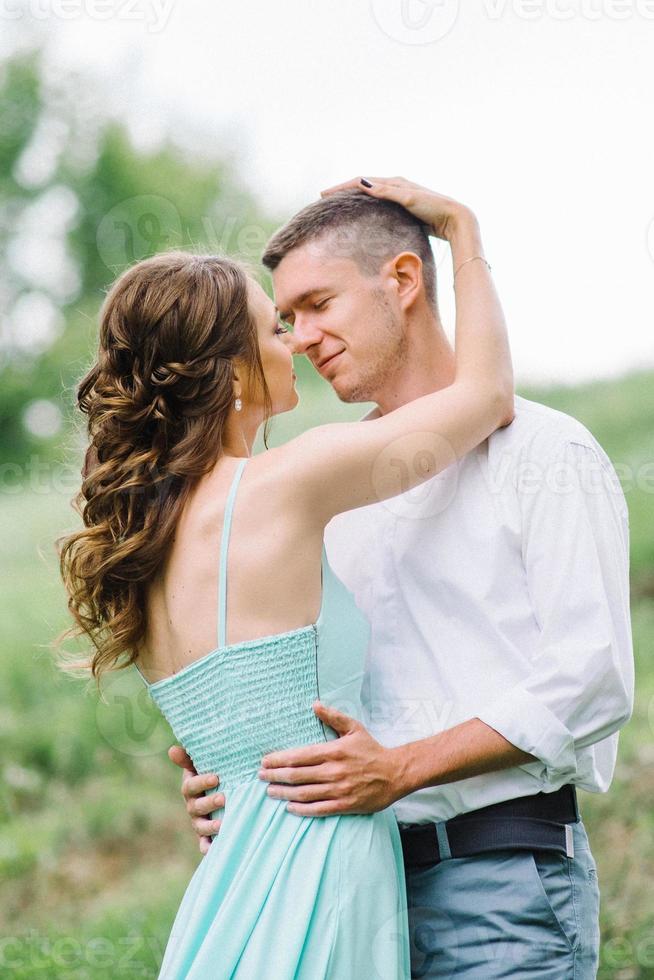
136, 457, 410, 979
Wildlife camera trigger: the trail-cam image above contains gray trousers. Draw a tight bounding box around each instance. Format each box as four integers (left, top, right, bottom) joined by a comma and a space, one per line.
403, 819, 600, 978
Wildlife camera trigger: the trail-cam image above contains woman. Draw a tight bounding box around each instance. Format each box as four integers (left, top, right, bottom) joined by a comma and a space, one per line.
57, 179, 513, 978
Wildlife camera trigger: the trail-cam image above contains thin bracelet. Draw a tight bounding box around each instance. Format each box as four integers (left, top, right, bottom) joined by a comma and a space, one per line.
453, 255, 492, 283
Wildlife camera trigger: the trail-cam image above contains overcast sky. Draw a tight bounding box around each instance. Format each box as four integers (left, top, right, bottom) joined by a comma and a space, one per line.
5, 0, 654, 384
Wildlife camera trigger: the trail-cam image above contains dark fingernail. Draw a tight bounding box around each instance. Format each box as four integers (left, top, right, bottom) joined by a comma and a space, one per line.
360, 178, 373, 188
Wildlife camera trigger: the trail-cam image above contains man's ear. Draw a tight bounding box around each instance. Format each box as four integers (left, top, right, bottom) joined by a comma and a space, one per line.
385, 252, 424, 310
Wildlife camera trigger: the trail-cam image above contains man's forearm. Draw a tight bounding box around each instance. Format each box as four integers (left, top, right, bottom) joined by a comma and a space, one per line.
393, 717, 537, 798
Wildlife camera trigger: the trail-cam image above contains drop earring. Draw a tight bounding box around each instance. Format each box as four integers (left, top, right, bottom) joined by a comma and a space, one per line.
234, 398, 242, 412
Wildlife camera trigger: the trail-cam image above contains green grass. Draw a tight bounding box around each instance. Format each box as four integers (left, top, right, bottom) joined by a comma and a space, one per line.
520, 370, 654, 586
1, 369, 653, 978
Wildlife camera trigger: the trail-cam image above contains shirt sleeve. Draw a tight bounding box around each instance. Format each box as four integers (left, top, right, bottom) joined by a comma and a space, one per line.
476, 437, 634, 782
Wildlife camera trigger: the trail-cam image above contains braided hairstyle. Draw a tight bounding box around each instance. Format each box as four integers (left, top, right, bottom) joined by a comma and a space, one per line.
55, 251, 272, 683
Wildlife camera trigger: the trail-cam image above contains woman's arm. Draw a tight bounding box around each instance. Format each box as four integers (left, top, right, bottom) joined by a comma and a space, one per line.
277, 179, 514, 524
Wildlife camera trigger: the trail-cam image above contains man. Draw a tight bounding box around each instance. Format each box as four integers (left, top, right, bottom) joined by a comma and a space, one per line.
171, 177, 633, 977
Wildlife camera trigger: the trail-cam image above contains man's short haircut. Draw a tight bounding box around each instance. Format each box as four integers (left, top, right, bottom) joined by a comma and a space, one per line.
261, 189, 437, 308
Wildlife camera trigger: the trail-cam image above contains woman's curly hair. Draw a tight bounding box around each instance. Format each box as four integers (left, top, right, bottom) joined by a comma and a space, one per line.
55, 250, 272, 684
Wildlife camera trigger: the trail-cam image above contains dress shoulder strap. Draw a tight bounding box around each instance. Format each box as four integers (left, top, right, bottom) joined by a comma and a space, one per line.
217, 457, 249, 649
133, 660, 149, 688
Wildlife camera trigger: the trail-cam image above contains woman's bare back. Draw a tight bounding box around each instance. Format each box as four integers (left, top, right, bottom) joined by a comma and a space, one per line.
139, 454, 325, 684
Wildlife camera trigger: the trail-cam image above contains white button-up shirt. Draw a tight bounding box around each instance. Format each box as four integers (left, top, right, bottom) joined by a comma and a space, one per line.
323, 396, 634, 824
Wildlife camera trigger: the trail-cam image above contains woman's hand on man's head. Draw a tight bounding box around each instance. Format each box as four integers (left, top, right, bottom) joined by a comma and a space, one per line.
320, 175, 477, 243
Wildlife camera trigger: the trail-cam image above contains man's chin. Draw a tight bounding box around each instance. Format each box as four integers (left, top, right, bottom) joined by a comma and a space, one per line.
330, 374, 371, 405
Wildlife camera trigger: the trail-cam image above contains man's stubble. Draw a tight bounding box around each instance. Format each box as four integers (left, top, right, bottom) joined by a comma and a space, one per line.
335, 288, 409, 406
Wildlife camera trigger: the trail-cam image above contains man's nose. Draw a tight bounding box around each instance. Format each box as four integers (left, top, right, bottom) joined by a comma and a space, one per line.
291, 316, 324, 355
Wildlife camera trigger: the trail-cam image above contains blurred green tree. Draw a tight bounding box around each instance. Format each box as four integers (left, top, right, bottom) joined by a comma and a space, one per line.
0, 48, 277, 470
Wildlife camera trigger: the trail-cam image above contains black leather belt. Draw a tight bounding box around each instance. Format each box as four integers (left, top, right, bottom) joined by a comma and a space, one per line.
399, 785, 579, 870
